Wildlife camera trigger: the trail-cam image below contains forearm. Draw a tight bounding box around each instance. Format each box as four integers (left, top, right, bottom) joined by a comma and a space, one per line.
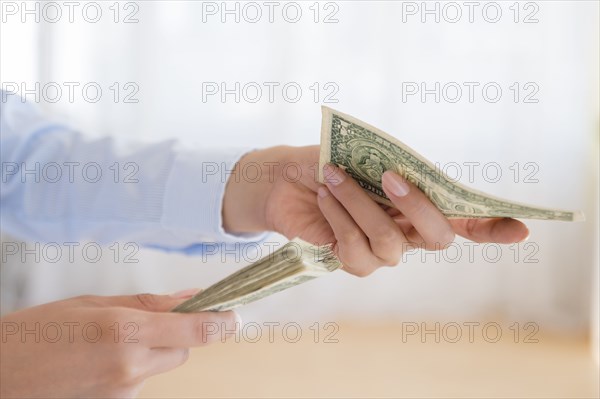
0, 93, 265, 251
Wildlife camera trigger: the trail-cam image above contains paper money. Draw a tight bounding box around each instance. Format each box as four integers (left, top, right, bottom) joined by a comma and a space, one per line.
172, 239, 341, 313
319, 106, 584, 222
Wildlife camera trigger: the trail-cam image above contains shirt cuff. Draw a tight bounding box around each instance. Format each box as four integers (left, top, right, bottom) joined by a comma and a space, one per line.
161, 144, 268, 246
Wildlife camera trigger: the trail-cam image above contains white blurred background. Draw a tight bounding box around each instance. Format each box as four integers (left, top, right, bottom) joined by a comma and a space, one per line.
1, 1, 598, 340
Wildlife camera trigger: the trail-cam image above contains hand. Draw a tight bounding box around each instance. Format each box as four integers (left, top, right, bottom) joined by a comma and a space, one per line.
223, 145, 529, 277
0, 291, 239, 398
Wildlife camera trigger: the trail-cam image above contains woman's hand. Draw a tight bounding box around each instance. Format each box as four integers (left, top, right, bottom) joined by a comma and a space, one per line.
223, 145, 529, 277
0, 291, 239, 398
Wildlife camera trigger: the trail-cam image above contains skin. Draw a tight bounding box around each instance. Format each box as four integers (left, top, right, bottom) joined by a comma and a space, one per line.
223, 145, 529, 277
0, 291, 239, 398
1, 145, 529, 397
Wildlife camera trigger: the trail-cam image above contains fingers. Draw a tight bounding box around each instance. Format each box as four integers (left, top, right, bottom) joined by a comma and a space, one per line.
106, 290, 201, 312
381, 171, 455, 250
322, 164, 408, 266
316, 186, 381, 276
450, 218, 529, 243
141, 310, 240, 348
101, 292, 239, 348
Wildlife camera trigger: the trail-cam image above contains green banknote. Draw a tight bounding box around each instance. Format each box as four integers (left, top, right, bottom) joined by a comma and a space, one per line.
172, 239, 341, 313
319, 106, 584, 221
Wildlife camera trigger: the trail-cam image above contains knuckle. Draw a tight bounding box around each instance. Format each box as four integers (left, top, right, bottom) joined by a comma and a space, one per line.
339, 228, 363, 244
112, 354, 143, 384
134, 293, 158, 310
423, 231, 455, 250
372, 227, 400, 246
74, 294, 104, 307
439, 228, 456, 248
96, 308, 127, 334
381, 253, 402, 267
351, 269, 372, 278
371, 232, 404, 265
347, 264, 376, 278
407, 197, 430, 217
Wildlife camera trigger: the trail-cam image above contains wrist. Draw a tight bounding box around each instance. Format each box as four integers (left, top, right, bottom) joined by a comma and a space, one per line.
222, 146, 291, 234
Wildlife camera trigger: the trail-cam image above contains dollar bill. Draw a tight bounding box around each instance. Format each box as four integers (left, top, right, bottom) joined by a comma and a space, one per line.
172, 239, 341, 313
318, 106, 584, 221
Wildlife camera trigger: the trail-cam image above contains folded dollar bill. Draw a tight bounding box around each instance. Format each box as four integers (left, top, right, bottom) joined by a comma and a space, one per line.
172, 239, 341, 313
319, 106, 584, 221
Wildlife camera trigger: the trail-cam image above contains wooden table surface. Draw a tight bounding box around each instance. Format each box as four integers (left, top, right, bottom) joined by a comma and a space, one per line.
139, 322, 599, 398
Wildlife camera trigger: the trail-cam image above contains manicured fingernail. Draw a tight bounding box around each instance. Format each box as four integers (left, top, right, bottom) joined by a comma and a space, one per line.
323, 163, 345, 186
382, 172, 409, 197
170, 288, 201, 298
318, 186, 329, 198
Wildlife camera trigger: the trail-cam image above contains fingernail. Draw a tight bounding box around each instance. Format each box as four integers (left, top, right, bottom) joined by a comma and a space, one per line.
170, 288, 201, 299
234, 312, 243, 330
317, 186, 329, 198
323, 163, 345, 186
382, 171, 409, 197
